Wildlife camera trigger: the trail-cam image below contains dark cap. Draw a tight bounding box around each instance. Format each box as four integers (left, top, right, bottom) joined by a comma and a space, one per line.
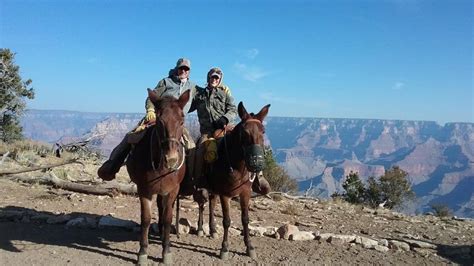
176, 58, 191, 69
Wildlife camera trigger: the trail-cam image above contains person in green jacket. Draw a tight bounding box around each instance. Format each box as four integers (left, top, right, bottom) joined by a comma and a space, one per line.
191, 67, 270, 195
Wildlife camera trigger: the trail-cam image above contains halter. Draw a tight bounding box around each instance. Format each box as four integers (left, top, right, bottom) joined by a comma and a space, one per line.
223, 118, 265, 174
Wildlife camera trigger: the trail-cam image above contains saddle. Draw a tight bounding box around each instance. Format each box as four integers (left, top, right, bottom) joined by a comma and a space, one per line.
127, 120, 156, 144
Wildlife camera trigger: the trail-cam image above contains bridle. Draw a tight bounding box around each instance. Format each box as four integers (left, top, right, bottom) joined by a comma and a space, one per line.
149, 117, 185, 173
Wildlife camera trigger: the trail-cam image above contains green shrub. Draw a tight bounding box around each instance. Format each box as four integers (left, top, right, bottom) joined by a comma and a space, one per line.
340, 166, 415, 210
263, 147, 298, 193
342, 171, 365, 204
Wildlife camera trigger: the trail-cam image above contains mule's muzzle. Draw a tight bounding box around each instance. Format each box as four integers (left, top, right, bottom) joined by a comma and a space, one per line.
165, 153, 179, 170
244, 144, 265, 172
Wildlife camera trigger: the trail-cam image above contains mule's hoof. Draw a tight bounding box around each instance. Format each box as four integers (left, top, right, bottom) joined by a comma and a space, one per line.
137, 254, 148, 265
247, 247, 257, 259
220, 250, 229, 260
197, 230, 204, 237
163, 252, 173, 265
211, 232, 219, 239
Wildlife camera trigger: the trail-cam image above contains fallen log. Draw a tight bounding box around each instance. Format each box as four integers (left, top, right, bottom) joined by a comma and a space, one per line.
4, 172, 137, 196
257, 191, 319, 202
0, 158, 82, 175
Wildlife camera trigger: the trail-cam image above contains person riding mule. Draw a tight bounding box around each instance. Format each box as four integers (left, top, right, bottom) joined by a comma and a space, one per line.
197, 102, 271, 260
191, 67, 271, 195
97, 58, 197, 184
126, 89, 190, 265
190, 67, 236, 187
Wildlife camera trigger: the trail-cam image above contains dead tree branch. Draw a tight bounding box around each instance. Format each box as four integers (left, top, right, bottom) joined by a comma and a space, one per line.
3, 173, 137, 196
0, 151, 10, 166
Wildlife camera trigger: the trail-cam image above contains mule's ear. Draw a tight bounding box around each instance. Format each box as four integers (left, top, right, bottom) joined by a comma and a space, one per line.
255, 104, 271, 122
178, 89, 190, 110
148, 88, 159, 103
238, 102, 250, 120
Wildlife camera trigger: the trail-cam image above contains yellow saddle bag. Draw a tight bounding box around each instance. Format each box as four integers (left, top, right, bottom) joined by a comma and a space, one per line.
203, 137, 218, 163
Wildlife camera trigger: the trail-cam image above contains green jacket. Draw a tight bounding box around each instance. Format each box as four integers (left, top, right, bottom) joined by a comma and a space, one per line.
190, 84, 237, 135
145, 74, 197, 114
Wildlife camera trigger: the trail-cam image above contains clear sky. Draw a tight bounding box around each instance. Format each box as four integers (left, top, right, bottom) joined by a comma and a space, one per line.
1, 0, 472, 124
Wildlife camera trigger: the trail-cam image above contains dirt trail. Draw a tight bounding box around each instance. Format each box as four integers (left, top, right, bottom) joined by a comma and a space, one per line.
0, 179, 473, 265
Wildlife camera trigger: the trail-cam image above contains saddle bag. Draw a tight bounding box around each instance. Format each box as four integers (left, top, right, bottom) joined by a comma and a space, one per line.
203, 137, 218, 163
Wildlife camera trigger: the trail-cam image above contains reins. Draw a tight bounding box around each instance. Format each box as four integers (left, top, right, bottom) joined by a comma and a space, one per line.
147, 118, 185, 183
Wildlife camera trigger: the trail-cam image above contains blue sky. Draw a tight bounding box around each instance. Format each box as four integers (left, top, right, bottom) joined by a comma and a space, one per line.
1, 0, 472, 124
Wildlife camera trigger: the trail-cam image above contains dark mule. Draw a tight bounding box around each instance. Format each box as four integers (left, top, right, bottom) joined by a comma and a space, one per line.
126, 89, 190, 265
197, 102, 270, 260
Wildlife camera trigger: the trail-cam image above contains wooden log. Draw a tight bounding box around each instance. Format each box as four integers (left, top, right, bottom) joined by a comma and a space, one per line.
3, 172, 137, 196
0, 158, 81, 175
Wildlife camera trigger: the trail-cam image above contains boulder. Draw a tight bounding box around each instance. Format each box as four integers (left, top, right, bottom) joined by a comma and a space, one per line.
289, 231, 315, 241
374, 245, 389, 252
248, 225, 267, 237
263, 227, 278, 237
403, 239, 437, 249
328, 234, 357, 245
316, 233, 334, 242
355, 236, 379, 249
277, 223, 299, 240
388, 240, 410, 251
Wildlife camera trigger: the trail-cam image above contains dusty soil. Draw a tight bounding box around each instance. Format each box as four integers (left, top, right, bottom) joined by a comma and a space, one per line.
0, 176, 473, 266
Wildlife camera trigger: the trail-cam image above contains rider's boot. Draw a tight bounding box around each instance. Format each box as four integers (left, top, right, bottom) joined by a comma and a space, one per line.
180, 148, 196, 195
97, 137, 131, 181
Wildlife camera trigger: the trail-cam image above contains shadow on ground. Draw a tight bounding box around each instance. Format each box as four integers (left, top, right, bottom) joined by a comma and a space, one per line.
0, 205, 219, 264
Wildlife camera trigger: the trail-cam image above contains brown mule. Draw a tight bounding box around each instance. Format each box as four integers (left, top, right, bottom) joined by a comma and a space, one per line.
126, 89, 190, 265
197, 102, 270, 260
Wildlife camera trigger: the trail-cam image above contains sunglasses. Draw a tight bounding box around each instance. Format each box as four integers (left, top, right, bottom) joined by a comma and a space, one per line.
178, 67, 190, 71
210, 75, 220, 80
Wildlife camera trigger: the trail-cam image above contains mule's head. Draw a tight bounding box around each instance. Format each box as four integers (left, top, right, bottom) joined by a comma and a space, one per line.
148, 89, 190, 170
237, 102, 271, 173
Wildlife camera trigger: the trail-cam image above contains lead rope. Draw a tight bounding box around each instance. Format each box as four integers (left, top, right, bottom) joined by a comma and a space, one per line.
223, 127, 233, 173
150, 127, 157, 171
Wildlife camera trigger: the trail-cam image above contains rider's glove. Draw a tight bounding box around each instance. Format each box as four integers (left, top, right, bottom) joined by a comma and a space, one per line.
145, 108, 156, 123
213, 116, 228, 130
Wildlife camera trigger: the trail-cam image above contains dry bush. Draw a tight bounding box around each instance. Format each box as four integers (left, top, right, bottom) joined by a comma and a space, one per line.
281, 204, 299, 215
6, 139, 51, 159
431, 204, 452, 218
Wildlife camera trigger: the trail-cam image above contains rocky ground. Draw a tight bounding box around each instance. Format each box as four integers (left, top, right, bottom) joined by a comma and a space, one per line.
0, 176, 473, 265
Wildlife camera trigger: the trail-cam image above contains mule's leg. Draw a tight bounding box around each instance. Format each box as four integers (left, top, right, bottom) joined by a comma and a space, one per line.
197, 201, 205, 236
208, 193, 218, 238
138, 194, 153, 265
161, 186, 179, 265
240, 190, 256, 259
193, 188, 207, 237
156, 194, 164, 238
219, 195, 232, 260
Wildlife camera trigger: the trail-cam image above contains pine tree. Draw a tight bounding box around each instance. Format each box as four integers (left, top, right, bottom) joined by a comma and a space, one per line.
342, 171, 365, 204
0, 49, 35, 142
